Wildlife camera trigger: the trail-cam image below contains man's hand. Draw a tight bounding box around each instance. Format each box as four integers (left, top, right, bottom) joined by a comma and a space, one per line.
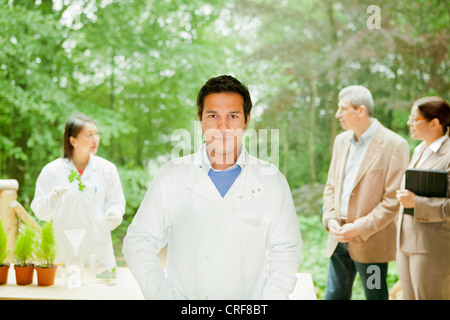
328, 220, 360, 243
327, 219, 341, 233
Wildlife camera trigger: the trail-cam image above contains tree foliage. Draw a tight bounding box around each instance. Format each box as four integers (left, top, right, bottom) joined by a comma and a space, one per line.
236, 0, 449, 189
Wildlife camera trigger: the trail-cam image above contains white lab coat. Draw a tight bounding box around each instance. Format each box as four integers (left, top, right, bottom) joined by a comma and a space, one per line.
31, 154, 126, 268
123, 145, 302, 300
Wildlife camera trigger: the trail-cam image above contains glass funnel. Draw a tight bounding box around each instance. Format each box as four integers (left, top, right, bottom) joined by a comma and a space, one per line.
63, 229, 86, 289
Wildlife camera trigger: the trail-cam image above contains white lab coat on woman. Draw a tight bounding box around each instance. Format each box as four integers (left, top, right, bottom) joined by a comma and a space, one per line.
31, 154, 125, 268
123, 145, 302, 300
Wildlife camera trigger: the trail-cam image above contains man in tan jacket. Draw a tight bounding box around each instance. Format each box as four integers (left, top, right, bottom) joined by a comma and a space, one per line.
322, 85, 410, 300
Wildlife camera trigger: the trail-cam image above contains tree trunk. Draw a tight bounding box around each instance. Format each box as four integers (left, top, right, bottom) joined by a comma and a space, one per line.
327, 1, 340, 149
309, 78, 317, 183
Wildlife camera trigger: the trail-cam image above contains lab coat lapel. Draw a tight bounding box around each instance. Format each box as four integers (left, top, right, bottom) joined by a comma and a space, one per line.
224, 149, 260, 201
184, 150, 222, 204
62, 158, 74, 172
61, 154, 96, 179
81, 153, 97, 181
204, 163, 265, 226
185, 168, 223, 204
184, 148, 264, 208
221, 155, 265, 213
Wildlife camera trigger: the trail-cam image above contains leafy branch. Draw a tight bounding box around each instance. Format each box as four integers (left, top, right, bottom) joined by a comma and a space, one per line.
68, 170, 85, 191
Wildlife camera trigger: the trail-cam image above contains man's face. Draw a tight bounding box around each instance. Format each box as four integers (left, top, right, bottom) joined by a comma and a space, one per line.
198, 92, 249, 165
335, 97, 359, 131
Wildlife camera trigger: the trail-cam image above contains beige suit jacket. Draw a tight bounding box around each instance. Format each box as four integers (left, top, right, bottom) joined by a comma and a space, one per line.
322, 123, 410, 263
397, 135, 450, 254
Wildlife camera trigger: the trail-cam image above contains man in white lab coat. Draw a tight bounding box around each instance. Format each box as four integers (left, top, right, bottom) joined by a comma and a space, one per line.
123, 75, 302, 300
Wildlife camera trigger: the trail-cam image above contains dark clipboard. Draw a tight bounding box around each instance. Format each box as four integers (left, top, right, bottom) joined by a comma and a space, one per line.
404, 168, 447, 215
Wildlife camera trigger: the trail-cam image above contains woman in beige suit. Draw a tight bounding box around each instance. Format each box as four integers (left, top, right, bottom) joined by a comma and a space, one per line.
396, 96, 450, 300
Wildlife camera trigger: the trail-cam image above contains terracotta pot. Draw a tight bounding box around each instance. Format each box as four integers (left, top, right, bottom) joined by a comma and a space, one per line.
0, 264, 10, 285
36, 265, 57, 286
14, 264, 35, 285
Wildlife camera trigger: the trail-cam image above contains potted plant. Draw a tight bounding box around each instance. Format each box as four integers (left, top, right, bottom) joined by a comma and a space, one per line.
35, 220, 57, 286
14, 224, 37, 285
0, 219, 10, 285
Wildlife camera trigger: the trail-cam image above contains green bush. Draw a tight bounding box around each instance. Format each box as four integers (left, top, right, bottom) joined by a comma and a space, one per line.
14, 224, 37, 267
36, 220, 57, 267
0, 219, 9, 265
297, 214, 329, 299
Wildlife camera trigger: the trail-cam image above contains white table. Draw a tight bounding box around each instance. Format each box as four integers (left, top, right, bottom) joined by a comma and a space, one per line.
1, 266, 144, 300
290, 273, 316, 300
1, 267, 315, 300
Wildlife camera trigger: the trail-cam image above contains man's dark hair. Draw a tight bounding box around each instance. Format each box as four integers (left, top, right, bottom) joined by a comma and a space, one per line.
196, 75, 252, 123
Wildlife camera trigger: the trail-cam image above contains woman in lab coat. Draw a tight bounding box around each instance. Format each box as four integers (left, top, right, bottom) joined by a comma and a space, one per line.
31, 115, 126, 268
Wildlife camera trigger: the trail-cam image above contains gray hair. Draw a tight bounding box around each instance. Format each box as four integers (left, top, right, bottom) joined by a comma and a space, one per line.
338, 85, 374, 116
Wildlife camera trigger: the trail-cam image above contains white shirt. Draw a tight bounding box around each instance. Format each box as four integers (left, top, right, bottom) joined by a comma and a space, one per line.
122, 144, 302, 300
340, 119, 379, 219
412, 135, 447, 168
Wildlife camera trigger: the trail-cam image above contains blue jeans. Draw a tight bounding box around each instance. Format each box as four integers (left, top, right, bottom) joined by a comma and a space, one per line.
324, 242, 389, 300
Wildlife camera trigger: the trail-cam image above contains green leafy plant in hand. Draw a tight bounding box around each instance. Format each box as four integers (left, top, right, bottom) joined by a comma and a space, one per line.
14, 224, 37, 267
36, 221, 57, 268
0, 219, 9, 266
68, 169, 85, 191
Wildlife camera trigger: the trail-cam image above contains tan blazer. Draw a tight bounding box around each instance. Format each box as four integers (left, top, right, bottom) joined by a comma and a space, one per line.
397, 135, 450, 254
322, 123, 410, 263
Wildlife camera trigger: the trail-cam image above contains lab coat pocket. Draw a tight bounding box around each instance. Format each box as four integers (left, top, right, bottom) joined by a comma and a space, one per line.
232, 211, 269, 261
232, 211, 270, 244
233, 211, 270, 227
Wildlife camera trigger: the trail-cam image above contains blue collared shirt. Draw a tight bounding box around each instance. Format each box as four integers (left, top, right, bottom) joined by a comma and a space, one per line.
201, 144, 245, 197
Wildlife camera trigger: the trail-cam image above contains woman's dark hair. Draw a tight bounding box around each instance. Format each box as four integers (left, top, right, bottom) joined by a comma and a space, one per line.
63, 115, 96, 159
196, 75, 252, 123
415, 96, 450, 136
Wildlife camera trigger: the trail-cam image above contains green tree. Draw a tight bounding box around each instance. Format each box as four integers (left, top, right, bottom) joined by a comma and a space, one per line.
0, 2, 73, 196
